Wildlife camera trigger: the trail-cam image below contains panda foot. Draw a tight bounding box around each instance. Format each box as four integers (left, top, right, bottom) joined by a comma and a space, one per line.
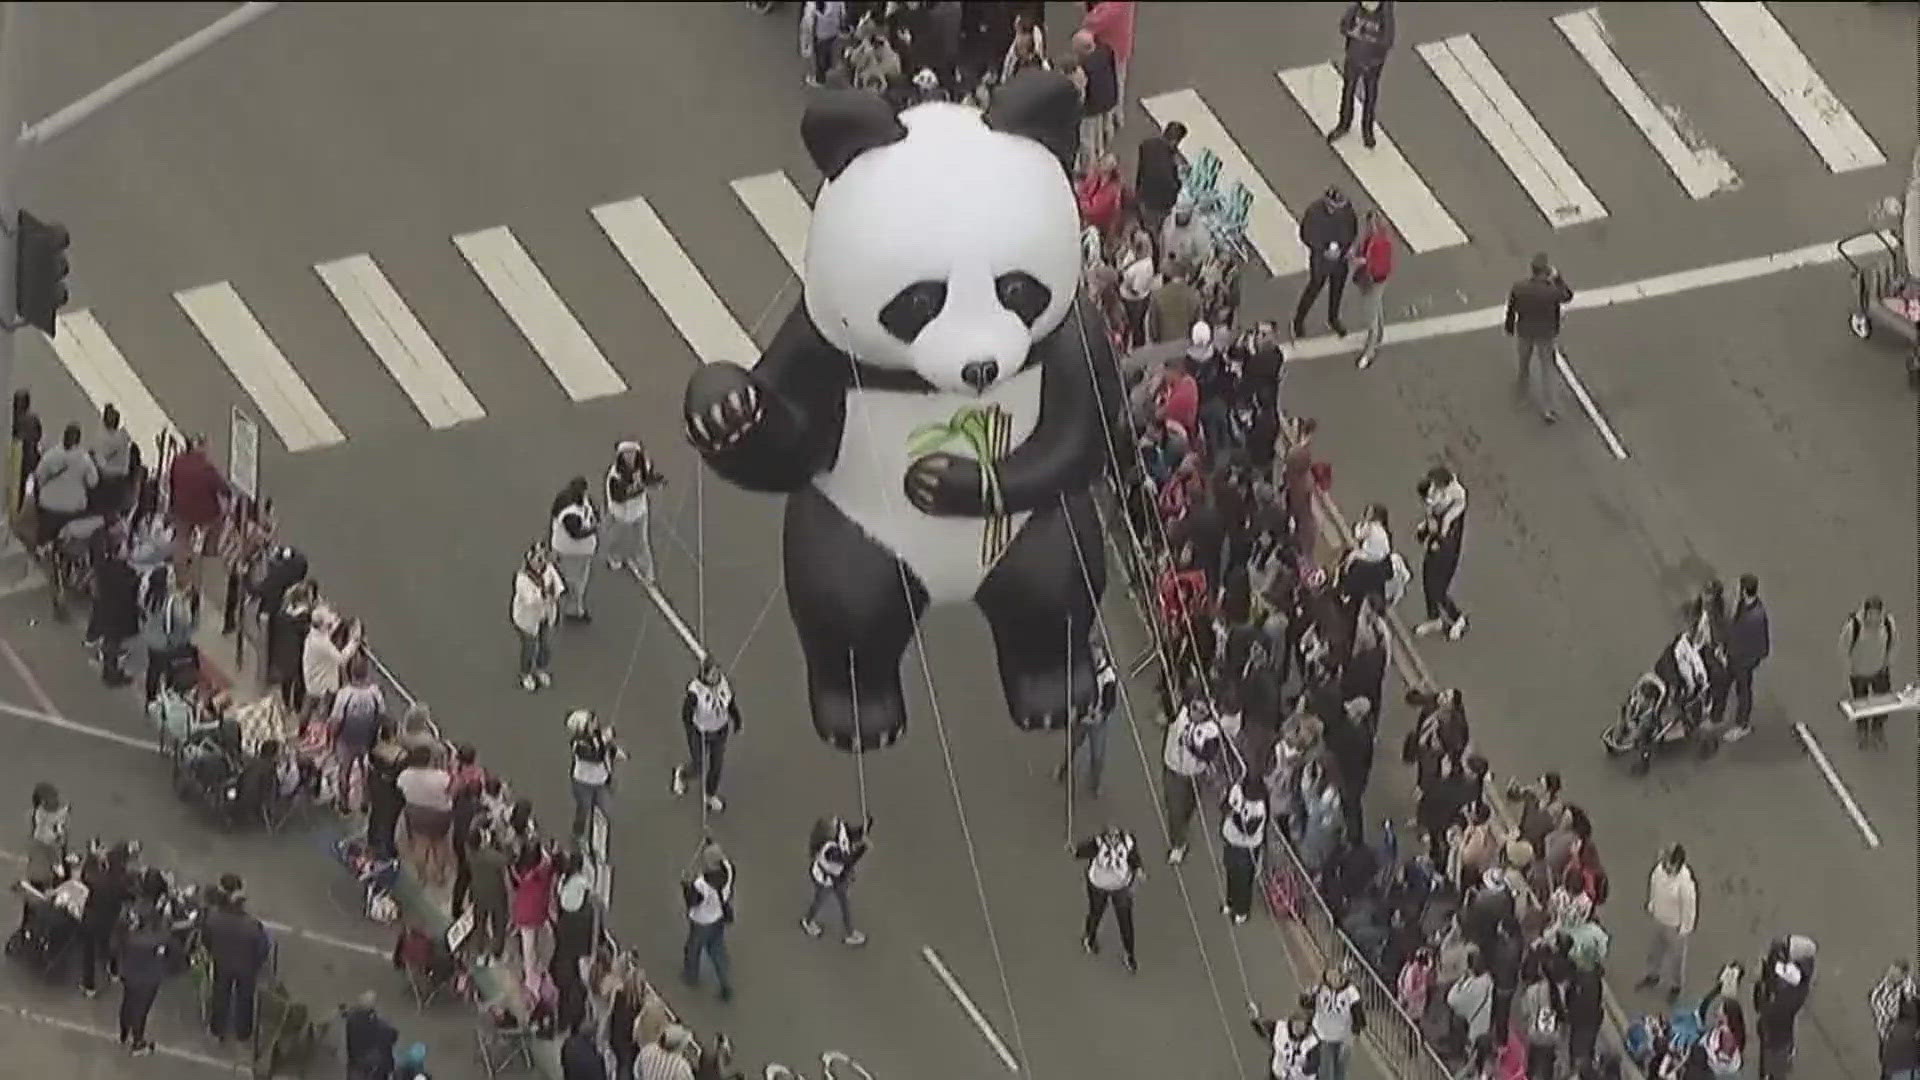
811, 684, 907, 753
1001, 657, 1096, 733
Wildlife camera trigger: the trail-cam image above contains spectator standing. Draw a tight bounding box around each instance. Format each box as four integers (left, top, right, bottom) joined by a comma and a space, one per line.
999, 12, 1048, 85
1840, 595, 1896, 747
203, 877, 273, 1044
802, 815, 872, 947
680, 843, 736, 1003
1636, 843, 1697, 1000
1413, 465, 1468, 640
509, 842, 556, 992
603, 440, 666, 584
1075, 156, 1126, 238
1292, 187, 1359, 339
1753, 937, 1813, 1079
31, 422, 97, 548
397, 746, 454, 886
1116, 242, 1158, 350
140, 571, 198, 705
90, 404, 137, 515
566, 708, 624, 840
1074, 824, 1143, 971
799, 1, 846, 86
1327, 1, 1396, 149
512, 544, 564, 692
341, 990, 399, 1080
549, 477, 599, 624
1884, 993, 1920, 1080
637, 1027, 698, 1080
1135, 122, 1188, 238
164, 433, 228, 560
463, 822, 512, 966
1718, 573, 1769, 742
1503, 253, 1573, 424
90, 528, 139, 686
10, 388, 41, 516
562, 1020, 609, 1080
1147, 262, 1202, 347
1080, 1, 1136, 100
1071, 30, 1119, 172
1873, 961, 1917, 1041
78, 841, 135, 997
1161, 206, 1215, 273
675, 661, 741, 815
115, 907, 171, 1056
1350, 209, 1394, 368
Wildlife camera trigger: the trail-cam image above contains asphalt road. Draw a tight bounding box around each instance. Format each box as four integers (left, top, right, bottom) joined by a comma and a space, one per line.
4, 0, 1911, 1076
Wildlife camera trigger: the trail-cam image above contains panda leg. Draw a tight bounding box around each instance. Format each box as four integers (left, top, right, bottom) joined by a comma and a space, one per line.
974, 491, 1106, 731
784, 486, 926, 752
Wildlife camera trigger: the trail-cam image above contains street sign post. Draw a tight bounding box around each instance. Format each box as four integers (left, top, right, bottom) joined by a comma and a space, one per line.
228, 406, 259, 501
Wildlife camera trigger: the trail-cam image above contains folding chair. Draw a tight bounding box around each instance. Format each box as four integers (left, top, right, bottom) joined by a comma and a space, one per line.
474, 1010, 537, 1076
393, 926, 456, 1010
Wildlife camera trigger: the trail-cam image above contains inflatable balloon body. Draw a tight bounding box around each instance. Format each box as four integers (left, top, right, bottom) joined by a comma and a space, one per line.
682, 72, 1122, 752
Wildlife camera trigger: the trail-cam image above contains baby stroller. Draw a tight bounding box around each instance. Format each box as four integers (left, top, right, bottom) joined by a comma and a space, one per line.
1601, 667, 1709, 774
173, 724, 249, 827
7, 876, 83, 978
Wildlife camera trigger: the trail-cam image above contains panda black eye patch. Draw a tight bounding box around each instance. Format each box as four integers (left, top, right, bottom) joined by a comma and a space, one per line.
994, 272, 1051, 327
878, 281, 949, 343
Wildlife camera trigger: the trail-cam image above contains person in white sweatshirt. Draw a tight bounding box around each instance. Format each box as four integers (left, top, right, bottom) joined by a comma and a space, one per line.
511, 545, 565, 692
1637, 843, 1698, 999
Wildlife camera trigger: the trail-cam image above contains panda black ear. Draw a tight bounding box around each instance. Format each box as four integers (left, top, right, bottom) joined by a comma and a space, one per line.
802, 90, 909, 181
985, 70, 1083, 172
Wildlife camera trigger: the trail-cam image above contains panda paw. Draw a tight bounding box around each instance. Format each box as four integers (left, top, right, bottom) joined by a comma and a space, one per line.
684, 363, 767, 454
903, 453, 986, 516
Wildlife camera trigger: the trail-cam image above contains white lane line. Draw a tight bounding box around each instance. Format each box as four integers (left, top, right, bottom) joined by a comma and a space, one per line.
1417, 34, 1608, 228
920, 945, 1020, 1073
41, 311, 177, 453
453, 225, 627, 401
1553, 347, 1628, 460
1793, 722, 1881, 849
1698, 1, 1884, 174
1277, 63, 1469, 253
1555, 8, 1741, 199
1283, 234, 1848, 361
0, 698, 165, 753
1139, 89, 1306, 276
731, 171, 813, 276
0, 1002, 247, 1073
174, 282, 345, 452
315, 254, 485, 429
593, 195, 759, 368
643, 578, 709, 663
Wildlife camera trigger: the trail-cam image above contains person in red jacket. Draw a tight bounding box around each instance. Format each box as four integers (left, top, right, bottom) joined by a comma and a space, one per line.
167, 435, 229, 554
1075, 156, 1125, 238
1351, 209, 1395, 369
1080, 2, 1136, 99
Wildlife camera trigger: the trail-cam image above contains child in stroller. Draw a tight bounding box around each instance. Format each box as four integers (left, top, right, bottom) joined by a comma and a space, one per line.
8, 854, 87, 976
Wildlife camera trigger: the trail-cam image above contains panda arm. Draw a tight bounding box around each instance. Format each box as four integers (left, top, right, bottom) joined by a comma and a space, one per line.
991, 299, 1125, 513
696, 303, 849, 494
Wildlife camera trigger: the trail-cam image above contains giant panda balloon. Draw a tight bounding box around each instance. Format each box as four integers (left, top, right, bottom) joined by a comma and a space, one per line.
682, 71, 1123, 752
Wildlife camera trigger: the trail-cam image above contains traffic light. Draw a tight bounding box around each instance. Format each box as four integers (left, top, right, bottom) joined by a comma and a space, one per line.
15, 210, 70, 335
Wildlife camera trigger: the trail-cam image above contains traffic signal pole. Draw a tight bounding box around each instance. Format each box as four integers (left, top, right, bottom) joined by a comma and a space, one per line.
0, 1, 281, 491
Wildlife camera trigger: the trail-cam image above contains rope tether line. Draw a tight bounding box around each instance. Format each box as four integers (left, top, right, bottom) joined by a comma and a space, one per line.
1063, 618, 1075, 848
848, 650, 871, 828
839, 318, 1033, 1075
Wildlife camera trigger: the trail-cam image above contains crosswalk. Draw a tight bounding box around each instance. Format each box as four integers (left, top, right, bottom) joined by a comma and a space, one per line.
31, 2, 1895, 456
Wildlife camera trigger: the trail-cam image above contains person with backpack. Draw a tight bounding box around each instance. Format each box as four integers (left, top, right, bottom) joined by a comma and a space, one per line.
801, 814, 871, 947
1073, 824, 1143, 972
1840, 595, 1897, 747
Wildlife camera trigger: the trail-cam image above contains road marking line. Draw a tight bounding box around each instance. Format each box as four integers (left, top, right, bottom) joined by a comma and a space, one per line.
0, 698, 163, 752
1698, 1, 1884, 174
1139, 89, 1306, 277
1793, 722, 1881, 849
1553, 348, 1628, 460
1277, 63, 1469, 253
41, 311, 178, 453
643, 578, 709, 663
1283, 234, 1849, 361
1, 638, 66, 721
453, 225, 627, 401
1555, 8, 1740, 199
920, 945, 1020, 1073
593, 194, 759, 368
1417, 34, 1607, 228
731, 171, 813, 276
0, 1002, 246, 1073
314, 254, 485, 429
174, 282, 345, 452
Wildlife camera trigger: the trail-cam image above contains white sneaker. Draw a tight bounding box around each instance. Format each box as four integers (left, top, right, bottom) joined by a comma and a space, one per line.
704, 794, 726, 814
1356, 349, 1376, 370
800, 918, 823, 937
1721, 724, 1752, 744
536, 670, 553, 688
844, 931, 867, 947
1233, 913, 1249, 926
1447, 616, 1469, 640
607, 558, 627, 572
520, 674, 538, 692
1414, 619, 1444, 637
1168, 845, 1187, 866
670, 767, 687, 797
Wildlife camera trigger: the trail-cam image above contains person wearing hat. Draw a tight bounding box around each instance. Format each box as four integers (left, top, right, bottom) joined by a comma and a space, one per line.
636, 1025, 698, 1080
567, 708, 624, 840
675, 661, 742, 815
203, 875, 273, 1043
1503, 252, 1573, 424
680, 843, 736, 1002
511, 543, 565, 692
1292, 186, 1359, 339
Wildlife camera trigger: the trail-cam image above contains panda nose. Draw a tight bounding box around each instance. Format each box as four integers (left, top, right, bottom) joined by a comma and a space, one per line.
960, 360, 1000, 392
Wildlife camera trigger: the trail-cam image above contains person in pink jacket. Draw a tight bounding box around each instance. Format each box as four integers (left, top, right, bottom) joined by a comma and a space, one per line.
509, 843, 556, 991
1080, 2, 1136, 97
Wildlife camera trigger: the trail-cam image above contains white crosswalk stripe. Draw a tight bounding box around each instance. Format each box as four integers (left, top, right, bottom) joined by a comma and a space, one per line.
315, 254, 485, 430
592, 194, 759, 368
1418, 34, 1607, 229
1555, 8, 1741, 200
174, 282, 344, 452
1139, 89, 1306, 277
453, 225, 627, 402
1277, 63, 1469, 253
1697, 1, 1884, 174
731, 172, 813, 276
41, 312, 177, 454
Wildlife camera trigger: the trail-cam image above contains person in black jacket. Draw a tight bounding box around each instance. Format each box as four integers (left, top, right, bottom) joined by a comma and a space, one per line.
88, 529, 139, 686
116, 907, 171, 1055
1716, 573, 1770, 741
1134, 122, 1187, 238
1072, 29, 1120, 171
342, 990, 399, 1080
202, 877, 273, 1043
1753, 938, 1811, 1079
1327, 0, 1396, 148
1292, 187, 1359, 339
78, 841, 136, 996
560, 1020, 609, 1080
1504, 253, 1574, 423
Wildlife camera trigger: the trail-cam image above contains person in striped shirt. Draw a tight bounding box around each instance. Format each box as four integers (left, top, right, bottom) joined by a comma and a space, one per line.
801, 815, 871, 947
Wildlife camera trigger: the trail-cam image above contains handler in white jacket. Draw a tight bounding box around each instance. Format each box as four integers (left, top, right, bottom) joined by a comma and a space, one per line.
1637, 842, 1698, 998
603, 441, 665, 583
511, 544, 565, 692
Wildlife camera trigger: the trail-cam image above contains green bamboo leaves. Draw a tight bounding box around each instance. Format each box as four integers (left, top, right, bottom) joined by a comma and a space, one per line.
906, 404, 1015, 566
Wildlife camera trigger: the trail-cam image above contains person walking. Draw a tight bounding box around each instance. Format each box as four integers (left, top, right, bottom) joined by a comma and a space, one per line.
1350, 209, 1394, 367
604, 441, 666, 584
680, 842, 735, 1003
566, 708, 624, 841
115, 907, 171, 1056
1073, 824, 1142, 971
801, 814, 871, 947
1071, 29, 1119, 172
1162, 698, 1223, 865
1503, 253, 1573, 424
1292, 186, 1358, 339
1413, 465, 1468, 640
1310, 966, 1366, 1080
1249, 1006, 1323, 1080
512, 544, 564, 692
1718, 573, 1770, 742
1220, 775, 1268, 925
549, 477, 599, 624
1134, 121, 1187, 239
1058, 643, 1121, 795
1840, 595, 1896, 747
1636, 843, 1697, 1001
674, 660, 741, 815
799, 0, 846, 86
203, 877, 273, 1044
1326, 0, 1396, 149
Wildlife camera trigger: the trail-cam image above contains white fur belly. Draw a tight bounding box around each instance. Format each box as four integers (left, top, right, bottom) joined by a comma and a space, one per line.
815, 366, 1044, 605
